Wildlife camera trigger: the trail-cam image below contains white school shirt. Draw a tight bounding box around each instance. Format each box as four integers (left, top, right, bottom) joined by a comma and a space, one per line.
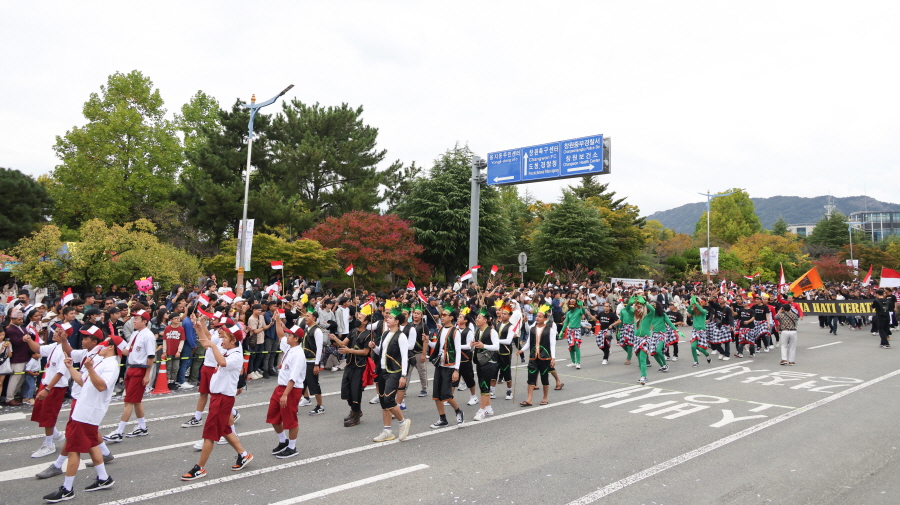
39, 343, 70, 388
209, 348, 244, 397
277, 346, 307, 387
125, 327, 157, 367
69, 348, 101, 400
202, 329, 224, 367
72, 357, 119, 426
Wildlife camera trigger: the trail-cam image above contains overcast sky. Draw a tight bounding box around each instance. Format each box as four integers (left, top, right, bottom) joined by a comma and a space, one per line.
3, 1, 898, 216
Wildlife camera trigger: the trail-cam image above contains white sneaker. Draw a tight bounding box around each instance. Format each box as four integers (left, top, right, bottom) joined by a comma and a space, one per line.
575, 364, 581, 369
566, 363, 576, 367
398, 419, 411, 441
52, 431, 65, 444
467, 395, 479, 406
192, 440, 204, 451
373, 429, 395, 443
489, 391, 496, 399
717, 354, 724, 361
711, 350, 718, 355
217, 436, 228, 445
601, 359, 608, 365
369, 395, 380, 405
670, 356, 678, 362
180, 382, 196, 389
443, 401, 450, 406
457, 381, 467, 391
764, 347, 770, 353
722, 356, 730, 361
473, 409, 486, 421
331, 366, 338, 372
299, 397, 311, 407
31, 443, 56, 458
505, 389, 513, 400
485, 407, 494, 416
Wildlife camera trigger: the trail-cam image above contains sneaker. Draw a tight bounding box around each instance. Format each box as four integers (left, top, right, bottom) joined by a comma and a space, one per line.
489, 391, 496, 399
717, 354, 723, 361
399, 400, 407, 411
710, 350, 718, 355
658, 365, 669, 373
276, 447, 298, 459
85, 453, 115, 467
309, 405, 325, 416
331, 366, 338, 372
722, 356, 730, 361
36, 464, 64, 479
764, 347, 770, 353
398, 418, 411, 441
125, 428, 148, 438
369, 395, 380, 404
181, 464, 207, 481
455, 410, 464, 425
299, 397, 312, 407
485, 406, 495, 416
789, 362, 796, 365
418, 390, 428, 398
670, 356, 678, 361
575, 364, 581, 369
52, 431, 65, 444
84, 476, 114, 492
706, 356, 712, 364
638, 376, 647, 385
182, 417, 203, 428
217, 436, 228, 445
272, 441, 289, 455
179, 382, 196, 389
430, 419, 449, 429
192, 440, 204, 451
692, 362, 699, 368
749, 354, 755, 358
232, 410, 240, 423
443, 401, 450, 406
734, 353, 743, 358
32, 443, 57, 458
457, 381, 467, 391
474, 409, 486, 421
232, 453, 253, 471
779, 360, 788, 366
373, 429, 395, 442
566, 363, 576, 367
505, 389, 513, 400
467, 395, 478, 406
42, 485, 74, 503
602, 359, 608, 365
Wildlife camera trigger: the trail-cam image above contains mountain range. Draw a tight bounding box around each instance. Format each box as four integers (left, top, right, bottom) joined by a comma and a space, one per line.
647, 195, 900, 234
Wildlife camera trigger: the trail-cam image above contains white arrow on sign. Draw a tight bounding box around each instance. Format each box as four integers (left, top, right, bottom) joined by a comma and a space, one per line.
566, 164, 595, 173
523, 153, 529, 176
494, 176, 515, 182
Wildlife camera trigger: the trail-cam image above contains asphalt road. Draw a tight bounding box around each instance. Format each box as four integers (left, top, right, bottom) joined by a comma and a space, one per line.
1, 319, 898, 505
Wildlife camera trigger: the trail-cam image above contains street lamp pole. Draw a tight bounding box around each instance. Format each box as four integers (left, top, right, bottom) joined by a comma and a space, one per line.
698, 189, 737, 284
236, 84, 294, 290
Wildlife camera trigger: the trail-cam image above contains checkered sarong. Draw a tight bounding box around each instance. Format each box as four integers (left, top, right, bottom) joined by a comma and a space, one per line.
595, 329, 613, 348
664, 327, 679, 345
618, 323, 635, 348
651, 332, 668, 355
691, 329, 709, 349
565, 328, 582, 350
708, 324, 731, 344
751, 320, 769, 341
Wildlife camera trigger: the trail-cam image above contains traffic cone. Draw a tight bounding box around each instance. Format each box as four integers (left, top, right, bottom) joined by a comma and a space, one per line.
150, 357, 172, 395
594, 320, 601, 336
243, 351, 250, 375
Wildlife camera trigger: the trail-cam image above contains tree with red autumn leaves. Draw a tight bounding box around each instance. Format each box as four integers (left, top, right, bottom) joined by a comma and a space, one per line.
303, 211, 431, 287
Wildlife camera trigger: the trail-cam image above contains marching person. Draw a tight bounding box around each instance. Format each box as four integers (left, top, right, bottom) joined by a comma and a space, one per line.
456, 311, 480, 408
299, 308, 326, 415
408, 305, 430, 398
776, 303, 800, 365
104, 309, 156, 442
595, 302, 620, 365
491, 304, 515, 400
182, 319, 253, 480
23, 327, 69, 458
368, 309, 412, 442
338, 312, 373, 427
267, 317, 306, 457
688, 296, 712, 367
181, 313, 226, 429
559, 298, 588, 369
470, 308, 500, 421
518, 307, 556, 406
428, 305, 464, 428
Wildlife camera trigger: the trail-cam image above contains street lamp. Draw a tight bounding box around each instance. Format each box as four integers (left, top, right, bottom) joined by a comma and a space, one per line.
236, 84, 294, 290
698, 189, 739, 283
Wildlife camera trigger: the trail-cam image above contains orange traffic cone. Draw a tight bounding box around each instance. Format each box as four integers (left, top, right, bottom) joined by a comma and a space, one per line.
594, 320, 601, 336
150, 357, 172, 395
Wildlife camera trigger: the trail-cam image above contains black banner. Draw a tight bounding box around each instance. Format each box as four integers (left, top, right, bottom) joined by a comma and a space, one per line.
796, 299, 875, 316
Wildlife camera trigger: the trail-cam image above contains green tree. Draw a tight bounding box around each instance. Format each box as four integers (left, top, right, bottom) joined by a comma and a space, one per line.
568, 176, 626, 209
395, 144, 511, 281
771, 217, 790, 237
694, 189, 763, 245
383, 161, 422, 213
202, 234, 339, 281
51, 70, 182, 228
532, 191, 614, 273
486, 186, 534, 268
806, 212, 868, 251
0, 168, 54, 249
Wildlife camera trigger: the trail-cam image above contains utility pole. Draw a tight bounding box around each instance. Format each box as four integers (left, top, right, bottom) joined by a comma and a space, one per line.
469, 155, 487, 287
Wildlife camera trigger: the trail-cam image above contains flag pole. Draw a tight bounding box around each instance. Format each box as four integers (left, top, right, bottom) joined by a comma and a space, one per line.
280, 260, 285, 298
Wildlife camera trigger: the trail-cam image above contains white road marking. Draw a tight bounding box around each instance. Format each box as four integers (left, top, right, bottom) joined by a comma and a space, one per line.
580, 363, 741, 404
268, 464, 429, 505
808, 341, 842, 349
565, 367, 900, 504
0, 413, 27, 422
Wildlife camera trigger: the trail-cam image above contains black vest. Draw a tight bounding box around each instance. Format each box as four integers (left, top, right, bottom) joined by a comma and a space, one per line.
348, 328, 372, 368
459, 327, 472, 362
302, 324, 322, 361
381, 331, 404, 374
495, 322, 511, 355
528, 324, 553, 360
473, 326, 497, 363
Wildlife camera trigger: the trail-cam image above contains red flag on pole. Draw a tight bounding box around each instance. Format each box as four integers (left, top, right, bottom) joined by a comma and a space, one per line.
459, 269, 472, 281
862, 264, 873, 285
345, 264, 354, 276
417, 289, 428, 304
490, 265, 498, 276
270, 260, 283, 270
61, 288, 74, 305
406, 279, 415, 291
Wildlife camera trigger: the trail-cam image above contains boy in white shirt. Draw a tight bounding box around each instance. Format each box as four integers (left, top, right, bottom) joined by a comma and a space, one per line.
103, 310, 156, 442
22, 351, 42, 405
22, 328, 70, 458
268, 317, 306, 458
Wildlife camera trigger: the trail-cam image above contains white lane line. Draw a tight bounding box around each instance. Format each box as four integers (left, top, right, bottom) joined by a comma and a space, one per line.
808, 341, 842, 349
0, 413, 27, 422
580, 363, 741, 404
0, 429, 274, 483
565, 367, 900, 505
268, 464, 429, 505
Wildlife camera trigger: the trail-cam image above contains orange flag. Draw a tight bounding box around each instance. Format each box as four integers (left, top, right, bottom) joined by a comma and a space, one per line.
789, 267, 824, 296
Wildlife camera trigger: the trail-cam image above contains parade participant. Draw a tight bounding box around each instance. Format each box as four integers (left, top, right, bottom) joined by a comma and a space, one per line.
409, 305, 430, 398
470, 308, 500, 421
104, 309, 156, 442
648, 300, 674, 372
23, 327, 69, 458
182, 320, 253, 480
182, 314, 227, 429
663, 304, 685, 361
750, 296, 773, 353
595, 302, 620, 365
518, 308, 556, 406
622, 295, 656, 385
299, 307, 326, 415
776, 303, 800, 365
491, 304, 515, 400
368, 309, 412, 442
872, 289, 893, 348
41, 336, 119, 503
735, 299, 756, 358
267, 317, 306, 457
428, 305, 463, 428
707, 297, 734, 359
394, 309, 419, 410
337, 312, 372, 427
688, 296, 712, 367
559, 298, 587, 369
455, 310, 479, 407
617, 295, 636, 365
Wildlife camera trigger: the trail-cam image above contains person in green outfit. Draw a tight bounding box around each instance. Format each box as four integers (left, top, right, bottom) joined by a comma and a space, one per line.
628, 295, 667, 385
648, 300, 675, 373
559, 297, 591, 369
617, 293, 636, 365
688, 295, 712, 367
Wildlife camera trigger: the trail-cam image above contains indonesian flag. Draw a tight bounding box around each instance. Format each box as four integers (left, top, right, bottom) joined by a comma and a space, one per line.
545, 269, 553, 276
417, 289, 428, 304
743, 272, 760, 280
219, 291, 236, 304
490, 265, 498, 276
61, 288, 74, 305
407, 279, 415, 291
471, 265, 481, 270
265, 282, 280, 296
720, 279, 726, 293
198, 293, 210, 307
345, 264, 354, 276
271, 260, 283, 270
459, 269, 472, 282
881, 267, 900, 288
196, 306, 215, 319
779, 265, 787, 287
277, 308, 286, 319
5, 295, 12, 304
862, 265, 873, 286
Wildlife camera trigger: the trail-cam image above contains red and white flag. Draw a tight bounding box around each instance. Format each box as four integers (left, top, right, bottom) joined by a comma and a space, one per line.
277, 308, 286, 319
459, 269, 472, 282
778, 265, 787, 287
198, 293, 210, 307
406, 279, 415, 291
270, 260, 283, 270
471, 265, 481, 270
416, 289, 428, 304
880, 267, 900, 288
862, 264, 873, 285
490, 265, 498, 276
720, 279, 726, 293
265, 282, 280, 296
743, 272, 760, 280
61, 288, 74, 305
545, 268, 553, 276
196, 306, 215, 319
345, 264, 354, 276
219, 291, 236, 304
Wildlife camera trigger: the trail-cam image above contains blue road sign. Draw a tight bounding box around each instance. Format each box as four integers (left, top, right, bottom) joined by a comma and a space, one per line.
487, 134, 609, 186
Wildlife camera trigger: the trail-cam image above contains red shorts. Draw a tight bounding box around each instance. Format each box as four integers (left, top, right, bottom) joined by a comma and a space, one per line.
198, 365, 215, 395
124, 367, 148, 404
31, 386, 67, 428
202, 393, 235, 442
266, 385, 303, 430
69, 399, 77, 420
63, 419, 99, 454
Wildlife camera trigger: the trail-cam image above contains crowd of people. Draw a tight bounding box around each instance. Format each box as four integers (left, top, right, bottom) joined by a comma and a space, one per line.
0, 274, 896, 502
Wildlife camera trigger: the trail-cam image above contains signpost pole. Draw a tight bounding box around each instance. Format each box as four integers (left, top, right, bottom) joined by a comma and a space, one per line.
469, 156, 482, 287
